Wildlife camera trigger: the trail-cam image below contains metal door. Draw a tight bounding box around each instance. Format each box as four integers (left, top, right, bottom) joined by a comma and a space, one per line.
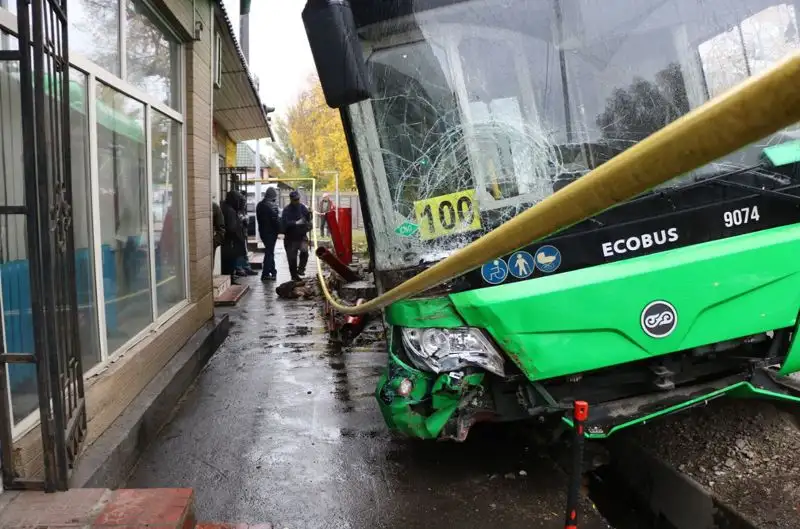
0, 0, 86, 491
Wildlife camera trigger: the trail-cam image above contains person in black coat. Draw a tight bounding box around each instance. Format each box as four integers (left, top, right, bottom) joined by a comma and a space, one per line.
280, 190, 312, 281
256, 187, 281, 281
220, 190, 247, 283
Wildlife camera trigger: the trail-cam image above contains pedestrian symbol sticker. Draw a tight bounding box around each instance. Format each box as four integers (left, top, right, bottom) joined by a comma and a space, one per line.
481, 258, 508, 285
509, 251, 535, 279
534, 245, 561, 273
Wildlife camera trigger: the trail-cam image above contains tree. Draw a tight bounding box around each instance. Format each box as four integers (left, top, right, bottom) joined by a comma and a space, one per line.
283, 75, 356, 192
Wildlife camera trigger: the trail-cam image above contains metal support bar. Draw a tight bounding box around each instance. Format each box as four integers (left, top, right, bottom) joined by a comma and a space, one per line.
565, 401, 589, 529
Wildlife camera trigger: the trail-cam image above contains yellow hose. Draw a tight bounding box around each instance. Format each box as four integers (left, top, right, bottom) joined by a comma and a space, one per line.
277, 53, 800, 316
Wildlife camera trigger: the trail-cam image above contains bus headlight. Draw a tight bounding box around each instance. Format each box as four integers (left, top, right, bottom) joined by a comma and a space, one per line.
400, 327, 505, 377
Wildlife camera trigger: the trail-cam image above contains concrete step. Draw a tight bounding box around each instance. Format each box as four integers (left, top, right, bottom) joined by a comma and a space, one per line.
212, 275, 231, 298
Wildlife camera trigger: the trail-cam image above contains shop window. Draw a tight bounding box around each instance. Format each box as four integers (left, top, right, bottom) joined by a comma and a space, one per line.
126, 0, 181, 110
70, 70, 103, 373
1, 35, 101, 426
151, 110, 185, 314
96, 82, 153, 353
68, 0, 121, 75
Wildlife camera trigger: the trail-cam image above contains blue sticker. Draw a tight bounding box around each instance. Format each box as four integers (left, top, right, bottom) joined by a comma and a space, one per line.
508, 251, 535, 279
534, 245, 561, 273
481, 258, 508, 285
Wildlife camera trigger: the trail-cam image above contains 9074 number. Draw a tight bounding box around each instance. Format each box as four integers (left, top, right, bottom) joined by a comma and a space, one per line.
723, 205, 760, 228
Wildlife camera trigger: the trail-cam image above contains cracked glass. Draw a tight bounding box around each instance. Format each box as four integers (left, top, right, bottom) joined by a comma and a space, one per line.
346, 0, 800, 271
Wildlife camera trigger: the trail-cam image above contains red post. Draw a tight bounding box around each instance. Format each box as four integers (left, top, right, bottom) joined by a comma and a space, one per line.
338, 207, 352, 265
326, 210, 345, 259
565, 400, 589, 529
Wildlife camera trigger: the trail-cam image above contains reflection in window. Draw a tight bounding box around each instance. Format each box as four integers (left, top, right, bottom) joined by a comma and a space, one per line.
97, 83, 152, 353
0, 0, 15, 14
700, 4, 799, 97
68, 0, 120, 75
151, 111, 185, 314
0, 32, 35, 424
127, 0, 180, 109
70, 70, 102, 373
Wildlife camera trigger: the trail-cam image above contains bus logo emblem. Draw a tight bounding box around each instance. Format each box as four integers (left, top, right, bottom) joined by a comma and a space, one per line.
640, 301, 678, 338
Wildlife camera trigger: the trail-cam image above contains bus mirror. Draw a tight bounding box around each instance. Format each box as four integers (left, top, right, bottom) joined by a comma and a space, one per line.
302, 0, 371, 108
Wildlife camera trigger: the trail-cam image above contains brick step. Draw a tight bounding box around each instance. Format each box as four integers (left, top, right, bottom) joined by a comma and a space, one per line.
0, 488, 195, 529
213, 283, 250, 307
195, 522, 276, 529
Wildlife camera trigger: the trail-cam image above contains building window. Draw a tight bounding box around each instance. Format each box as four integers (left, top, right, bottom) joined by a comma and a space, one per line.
0, 0, 16, 15
151, 110, 186, 315
96, 82, 153, 353
126, 0, 181, 109
68, 0, 121, 75
70, 69, 103, 373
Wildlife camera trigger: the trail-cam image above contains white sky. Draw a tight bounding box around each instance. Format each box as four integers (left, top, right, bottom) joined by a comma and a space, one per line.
223, 0, 316, 154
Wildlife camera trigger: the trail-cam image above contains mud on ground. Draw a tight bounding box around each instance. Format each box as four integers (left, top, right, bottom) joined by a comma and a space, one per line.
623, 399, 800, 528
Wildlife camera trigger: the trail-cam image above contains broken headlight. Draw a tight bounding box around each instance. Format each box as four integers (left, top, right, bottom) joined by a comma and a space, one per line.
400, 327, 505, 377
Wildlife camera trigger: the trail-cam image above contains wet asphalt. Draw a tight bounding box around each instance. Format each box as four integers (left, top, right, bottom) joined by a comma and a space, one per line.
127, 247, 610, 529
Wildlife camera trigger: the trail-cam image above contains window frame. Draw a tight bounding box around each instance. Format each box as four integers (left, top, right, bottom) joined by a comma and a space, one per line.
0, 1, 191, 438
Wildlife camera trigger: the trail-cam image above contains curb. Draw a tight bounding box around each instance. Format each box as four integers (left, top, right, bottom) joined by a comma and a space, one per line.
70, 314, 232, 489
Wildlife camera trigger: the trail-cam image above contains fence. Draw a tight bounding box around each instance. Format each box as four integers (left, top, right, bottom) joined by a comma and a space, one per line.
276, 190, 365, 231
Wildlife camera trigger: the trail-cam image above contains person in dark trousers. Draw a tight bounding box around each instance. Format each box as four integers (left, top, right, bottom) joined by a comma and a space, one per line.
280, 190, 312, 281
235, 194, 258, 276
220, 190, 247, 284
212, 200, 225, 271
317, 192, 335, 237
256, 187, 281, 281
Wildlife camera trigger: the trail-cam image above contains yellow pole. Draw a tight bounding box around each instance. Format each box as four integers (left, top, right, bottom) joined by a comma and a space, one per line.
289, 54, 800, 316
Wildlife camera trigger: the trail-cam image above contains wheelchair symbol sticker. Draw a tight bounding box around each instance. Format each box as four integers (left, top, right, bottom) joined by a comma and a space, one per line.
481, 259, 508, 285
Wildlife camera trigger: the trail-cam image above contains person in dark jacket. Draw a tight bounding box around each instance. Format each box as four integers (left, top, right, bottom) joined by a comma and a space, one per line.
220, 190, 247, 283
280, 190, 312, 281
235, 194, 257, 276
212, 200, 226, 271
256, 187, 281, 281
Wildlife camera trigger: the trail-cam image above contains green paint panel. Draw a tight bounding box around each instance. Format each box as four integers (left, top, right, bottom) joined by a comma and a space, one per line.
386, 297, 465, 328
762, 140, 800, 167
451, 224, 800, 381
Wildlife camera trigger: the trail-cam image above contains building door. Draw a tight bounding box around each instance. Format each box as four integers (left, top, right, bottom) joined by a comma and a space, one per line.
0, 0, 87, 491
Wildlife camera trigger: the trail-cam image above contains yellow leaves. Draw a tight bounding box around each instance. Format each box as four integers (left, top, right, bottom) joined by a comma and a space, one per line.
285, 75, 356, 191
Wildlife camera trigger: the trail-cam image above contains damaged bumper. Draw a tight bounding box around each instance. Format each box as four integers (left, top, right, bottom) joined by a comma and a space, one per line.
567, 368, 800, 439
375, 353, 492, 441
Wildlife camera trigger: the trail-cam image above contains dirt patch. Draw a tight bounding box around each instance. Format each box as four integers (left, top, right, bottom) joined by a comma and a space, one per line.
276, 277, 321, 300
624, 399, 800, 528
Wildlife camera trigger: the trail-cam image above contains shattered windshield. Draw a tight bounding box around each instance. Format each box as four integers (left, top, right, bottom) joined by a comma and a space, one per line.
347, 0, 800, 271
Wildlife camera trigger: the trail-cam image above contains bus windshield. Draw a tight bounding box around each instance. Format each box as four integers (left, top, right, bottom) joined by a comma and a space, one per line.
346, 0, 800, 271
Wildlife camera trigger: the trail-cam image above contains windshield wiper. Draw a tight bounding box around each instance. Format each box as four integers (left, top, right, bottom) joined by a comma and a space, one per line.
628, 140, 800, 205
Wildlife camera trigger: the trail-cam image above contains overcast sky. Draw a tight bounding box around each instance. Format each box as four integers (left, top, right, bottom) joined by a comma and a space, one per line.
224, 0, 316, 153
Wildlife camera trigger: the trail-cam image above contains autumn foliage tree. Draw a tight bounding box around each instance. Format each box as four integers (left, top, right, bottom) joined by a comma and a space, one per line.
277, 75, 356, 192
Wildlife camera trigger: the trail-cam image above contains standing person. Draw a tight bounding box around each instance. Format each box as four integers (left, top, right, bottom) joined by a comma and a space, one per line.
256, 187, 280, 281
235, 194, 257, 276
220, 190, 247, 284
212, 200, 225, 271
317, 192, 335, 237
280, 190, 312, 281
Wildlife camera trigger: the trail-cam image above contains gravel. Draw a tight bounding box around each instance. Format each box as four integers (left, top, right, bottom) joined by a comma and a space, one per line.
623, 399, 800, 528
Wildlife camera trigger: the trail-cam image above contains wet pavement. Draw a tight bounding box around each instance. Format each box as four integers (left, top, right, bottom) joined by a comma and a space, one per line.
127, 247, 610, 529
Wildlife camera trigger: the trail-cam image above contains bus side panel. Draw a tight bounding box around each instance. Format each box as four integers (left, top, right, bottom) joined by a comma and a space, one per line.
450, 224, 800, 381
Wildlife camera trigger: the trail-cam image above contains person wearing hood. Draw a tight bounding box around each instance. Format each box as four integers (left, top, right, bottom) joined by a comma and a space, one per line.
256, 187, 281, 281
220, 190, 247, 283
280, 190, 312, 281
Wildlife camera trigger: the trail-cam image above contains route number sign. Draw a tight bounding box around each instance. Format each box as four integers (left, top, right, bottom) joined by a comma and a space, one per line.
414, 190, 482, 241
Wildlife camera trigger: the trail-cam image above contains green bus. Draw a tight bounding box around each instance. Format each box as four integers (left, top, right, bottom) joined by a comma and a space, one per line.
303, 0, 800, 441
